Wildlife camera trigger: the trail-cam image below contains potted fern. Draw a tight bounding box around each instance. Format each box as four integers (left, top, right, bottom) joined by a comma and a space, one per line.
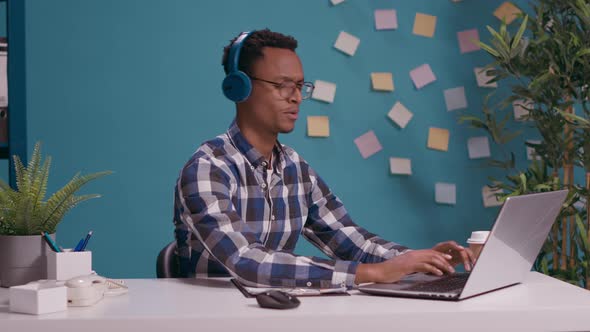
0, 142, 111, 287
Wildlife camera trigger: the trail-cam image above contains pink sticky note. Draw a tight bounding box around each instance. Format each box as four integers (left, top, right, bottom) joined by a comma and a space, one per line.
375, 9, 398, 30
409, 64, 436, 90
354, 131, 382, 159
457, 29, 481, 53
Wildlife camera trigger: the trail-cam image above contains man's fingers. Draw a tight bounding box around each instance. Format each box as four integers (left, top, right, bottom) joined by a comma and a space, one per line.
425, 252, 454, 274
420, 263, 443, 276
459, 249, 472, 271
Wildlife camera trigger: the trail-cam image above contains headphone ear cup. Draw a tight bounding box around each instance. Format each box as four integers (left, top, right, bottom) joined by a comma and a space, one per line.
222, 71, 252, 102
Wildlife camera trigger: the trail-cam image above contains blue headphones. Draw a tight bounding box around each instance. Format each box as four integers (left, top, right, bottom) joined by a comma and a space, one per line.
222, 31, 254, 102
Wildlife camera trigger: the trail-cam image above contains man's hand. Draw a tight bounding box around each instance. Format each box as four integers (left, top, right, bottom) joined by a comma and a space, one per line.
431, 241, 476, 272
355, 249, 456, 284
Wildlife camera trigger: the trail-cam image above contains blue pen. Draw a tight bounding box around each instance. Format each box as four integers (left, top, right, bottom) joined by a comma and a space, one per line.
79, 231, 93, 251
41, 232, 62, 252
73, 238, 85, 252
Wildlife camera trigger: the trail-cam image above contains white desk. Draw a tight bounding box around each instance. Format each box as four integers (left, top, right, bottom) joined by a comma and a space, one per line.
1, 272, 590, 332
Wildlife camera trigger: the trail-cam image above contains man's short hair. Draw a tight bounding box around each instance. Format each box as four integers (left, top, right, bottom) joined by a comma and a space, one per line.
222, 29, 298, 76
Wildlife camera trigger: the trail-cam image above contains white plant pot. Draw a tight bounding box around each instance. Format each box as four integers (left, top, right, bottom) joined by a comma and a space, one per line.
0, 233, 54, 287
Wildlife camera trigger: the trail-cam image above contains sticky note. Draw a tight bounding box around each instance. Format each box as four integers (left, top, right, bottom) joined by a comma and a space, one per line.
427, 127, 450, 152
375, 9, 398, 30
307, 116, 330, 137
413, 13, 437, 38
474, 67, 498, 88
311, 80, 336, 103
574, 197, 587, 211
526, 140, 541, 160
387, 102, 413, 129
390, 157, 412, 175
334, 31, 360, 56
444, 87, 467, 111
410, 64, 436, 90
371, 72, 394, 91
354, 130, 382, 159
435, 182, 456, 205
513, 99, 532, 121
331, 0, 345, 5
467, 136, 491, 159
482, 186, 503, 208
457, 29, 481, 53
494, 2, 522, 25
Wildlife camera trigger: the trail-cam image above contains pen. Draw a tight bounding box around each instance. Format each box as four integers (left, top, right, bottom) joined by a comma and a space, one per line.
73, 238, 85, 252
41, 232, 62, 252
79, 231, 93, 251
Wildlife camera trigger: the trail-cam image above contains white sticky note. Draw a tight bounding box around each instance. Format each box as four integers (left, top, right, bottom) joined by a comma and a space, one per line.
387, 102, 413, 129
526, 140, 541, 160
334, 31, 360, 56
574, 197, 587, 211
482, 186, 503, 208
375, 9, 398, 30
390, 157, 412, 175
468, 136, 491, 159
311, 80, 336, 103
410, 64, 436, 90
354, 130, 382, 159
435, 182, 456, 205
474, 67, 498, 88
513, 99, 532, 121
444, 87, 467, 111
331, 0, 345, 5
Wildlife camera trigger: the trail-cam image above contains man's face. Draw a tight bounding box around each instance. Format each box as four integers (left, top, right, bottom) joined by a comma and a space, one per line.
242, 47, 304, 135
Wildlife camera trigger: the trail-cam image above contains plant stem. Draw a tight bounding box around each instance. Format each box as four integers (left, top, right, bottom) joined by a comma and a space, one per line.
587, 171, 590, 290
552, 168, 559, 270
561, 101, 574, 271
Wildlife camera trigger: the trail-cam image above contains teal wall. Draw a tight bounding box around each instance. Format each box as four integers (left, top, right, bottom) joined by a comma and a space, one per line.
6, 0, 537, 278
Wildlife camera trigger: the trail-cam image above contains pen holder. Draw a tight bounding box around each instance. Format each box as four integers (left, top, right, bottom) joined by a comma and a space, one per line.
46, 249, 92, 281
9, 281, 67, 315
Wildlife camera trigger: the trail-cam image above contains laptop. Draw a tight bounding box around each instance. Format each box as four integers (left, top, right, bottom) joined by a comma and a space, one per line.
358, 190, 569, 301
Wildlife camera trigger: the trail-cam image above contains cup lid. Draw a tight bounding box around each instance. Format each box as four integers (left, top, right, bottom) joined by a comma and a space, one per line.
467, 231, 489, 244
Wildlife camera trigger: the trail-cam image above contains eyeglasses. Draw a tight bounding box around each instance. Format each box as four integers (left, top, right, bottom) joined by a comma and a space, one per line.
250, 77, 315, 100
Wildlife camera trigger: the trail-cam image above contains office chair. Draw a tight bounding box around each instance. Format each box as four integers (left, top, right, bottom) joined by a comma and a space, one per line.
156, 241, 180, 278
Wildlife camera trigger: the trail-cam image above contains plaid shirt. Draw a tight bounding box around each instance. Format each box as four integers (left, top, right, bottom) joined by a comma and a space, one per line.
173, 120, 410, 289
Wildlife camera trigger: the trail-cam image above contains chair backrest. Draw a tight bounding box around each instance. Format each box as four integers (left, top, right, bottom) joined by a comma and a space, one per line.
156, 241, 180, 278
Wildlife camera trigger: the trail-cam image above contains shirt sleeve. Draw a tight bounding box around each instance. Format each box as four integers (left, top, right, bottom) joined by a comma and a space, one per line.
177, 157, 358, 289
301, 164, 411, 282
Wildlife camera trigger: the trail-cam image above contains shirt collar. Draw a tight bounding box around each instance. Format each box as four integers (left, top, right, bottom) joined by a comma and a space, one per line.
226, 119, 285, 169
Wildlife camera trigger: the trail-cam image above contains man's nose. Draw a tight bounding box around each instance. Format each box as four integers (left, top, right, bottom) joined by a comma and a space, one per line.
289, 88, 303, 104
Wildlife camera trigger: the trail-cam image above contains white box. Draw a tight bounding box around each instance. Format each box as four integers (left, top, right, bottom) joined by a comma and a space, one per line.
9, 281, 67, 315
46, 249, 92, 281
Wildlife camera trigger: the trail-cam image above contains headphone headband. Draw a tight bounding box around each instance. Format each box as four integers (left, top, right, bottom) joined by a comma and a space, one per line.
227, 31, 253, 74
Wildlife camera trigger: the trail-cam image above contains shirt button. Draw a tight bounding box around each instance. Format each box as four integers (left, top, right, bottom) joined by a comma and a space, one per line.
306, 281, 312, 287
271, 215, 275, 221
250, 165, 255, 170
262, 162, 267, 167
261, 183, 267, 189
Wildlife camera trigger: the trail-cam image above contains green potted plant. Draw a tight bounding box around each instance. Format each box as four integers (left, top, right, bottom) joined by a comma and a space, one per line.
0, 142, 111, 287
459, 0, 590, 288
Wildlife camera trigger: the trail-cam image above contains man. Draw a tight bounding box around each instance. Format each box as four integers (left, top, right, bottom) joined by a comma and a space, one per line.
173, 29, 474, 289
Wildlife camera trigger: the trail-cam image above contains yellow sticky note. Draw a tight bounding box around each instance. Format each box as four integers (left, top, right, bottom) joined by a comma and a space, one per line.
493, 2, 521, 25
413, 13, 437, 38
307, 116, 330, 137
427, 127, 450, 151
371, 72, 394, 91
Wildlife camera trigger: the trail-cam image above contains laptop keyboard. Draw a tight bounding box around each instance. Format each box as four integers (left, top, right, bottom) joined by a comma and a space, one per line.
405, 273, 470, 293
